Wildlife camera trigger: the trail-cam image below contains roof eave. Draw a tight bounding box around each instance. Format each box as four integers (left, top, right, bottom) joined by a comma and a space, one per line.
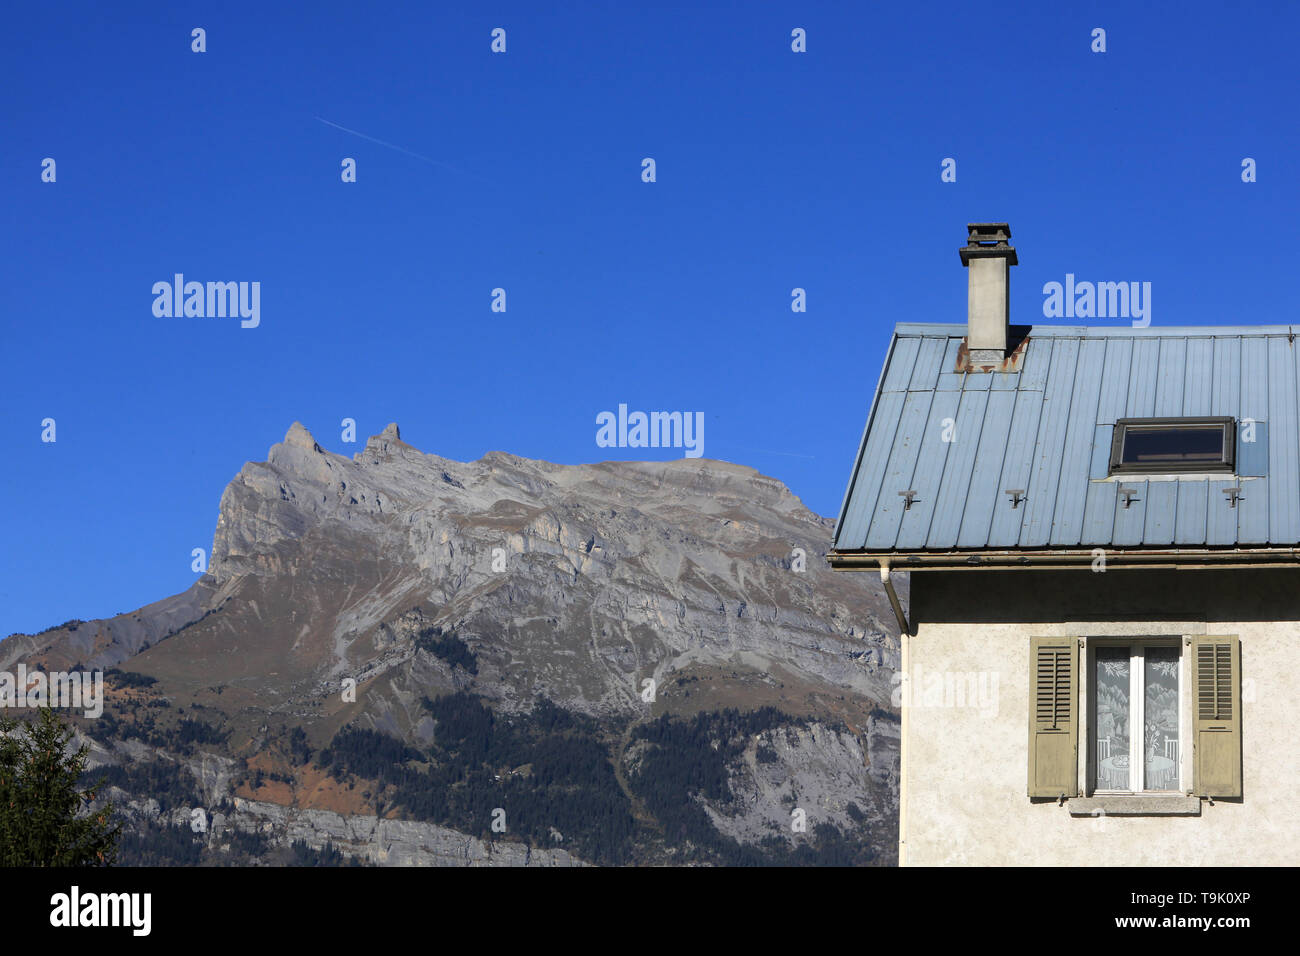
827, 547, 1300, 571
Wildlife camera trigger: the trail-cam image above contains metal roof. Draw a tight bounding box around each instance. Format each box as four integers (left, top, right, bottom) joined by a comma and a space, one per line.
831, 323, 1300, 559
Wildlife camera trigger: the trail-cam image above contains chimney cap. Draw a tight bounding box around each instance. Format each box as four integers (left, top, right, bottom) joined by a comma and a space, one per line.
960, 222, 1018, 266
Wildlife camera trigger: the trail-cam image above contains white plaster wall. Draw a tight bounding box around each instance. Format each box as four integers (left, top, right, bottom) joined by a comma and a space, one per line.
902, 617, 1299, 866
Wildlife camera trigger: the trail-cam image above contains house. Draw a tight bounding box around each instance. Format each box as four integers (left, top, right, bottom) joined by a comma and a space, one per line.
829, 223, 1299, 865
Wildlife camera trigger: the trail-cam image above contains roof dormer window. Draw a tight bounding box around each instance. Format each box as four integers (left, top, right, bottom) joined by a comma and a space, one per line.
1108, 417, 1235, 475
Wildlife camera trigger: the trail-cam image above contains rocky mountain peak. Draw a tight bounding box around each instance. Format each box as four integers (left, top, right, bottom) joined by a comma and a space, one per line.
282, 421, 322, 452
190, 422, 900, 716
362, 422, 411, 460
264, 422, 332, 487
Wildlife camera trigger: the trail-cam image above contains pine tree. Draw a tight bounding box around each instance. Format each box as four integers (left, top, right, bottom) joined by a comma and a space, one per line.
0, 707, 121, 866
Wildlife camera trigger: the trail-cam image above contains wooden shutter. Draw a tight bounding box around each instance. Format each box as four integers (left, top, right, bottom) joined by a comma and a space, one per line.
1028, 636, 1078, 798
1191, 636, 1242, 798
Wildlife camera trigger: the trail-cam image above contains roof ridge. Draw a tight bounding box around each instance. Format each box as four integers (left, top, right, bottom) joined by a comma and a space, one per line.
895, 322, 1299, 337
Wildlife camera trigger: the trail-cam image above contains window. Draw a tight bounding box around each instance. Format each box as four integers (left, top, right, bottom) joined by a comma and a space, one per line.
1109, 417, 1234, 474
1091, 642, 1180, 793
1027, 635, 1242, 801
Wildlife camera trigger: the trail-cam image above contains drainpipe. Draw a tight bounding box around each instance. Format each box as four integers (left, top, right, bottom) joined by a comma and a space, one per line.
898, 615, 909, 867
882, 560, 910, 867
880, 561, 910, 636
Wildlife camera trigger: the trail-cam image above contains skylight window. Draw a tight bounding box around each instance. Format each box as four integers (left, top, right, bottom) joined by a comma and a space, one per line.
1109, 417, 1235, 474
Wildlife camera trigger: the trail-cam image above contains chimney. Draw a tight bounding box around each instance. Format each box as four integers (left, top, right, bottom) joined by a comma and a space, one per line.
959, 223, 1018, 363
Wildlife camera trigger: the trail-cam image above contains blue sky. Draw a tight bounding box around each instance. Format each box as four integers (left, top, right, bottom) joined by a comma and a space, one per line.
2, 1, 1297, 635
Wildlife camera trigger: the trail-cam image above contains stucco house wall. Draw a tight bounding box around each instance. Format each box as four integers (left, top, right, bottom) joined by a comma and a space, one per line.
900, 569, 1300, 866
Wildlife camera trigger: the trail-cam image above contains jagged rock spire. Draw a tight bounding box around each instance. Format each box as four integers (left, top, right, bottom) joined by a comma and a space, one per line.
283, 421, 321, 451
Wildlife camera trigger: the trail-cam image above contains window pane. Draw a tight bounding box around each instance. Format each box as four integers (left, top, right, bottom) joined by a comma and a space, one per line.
1144, 647, 1180, 790
1121, 425, 1224, 465
1095, 648, 1130, 790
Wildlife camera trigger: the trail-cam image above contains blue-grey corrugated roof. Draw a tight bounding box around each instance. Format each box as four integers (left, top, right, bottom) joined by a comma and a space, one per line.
832, 323, 1300, 552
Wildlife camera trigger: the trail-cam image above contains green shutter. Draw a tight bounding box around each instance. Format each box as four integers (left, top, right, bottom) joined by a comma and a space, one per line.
1028, 636, 1078, 798
1191, 636, 1242, 798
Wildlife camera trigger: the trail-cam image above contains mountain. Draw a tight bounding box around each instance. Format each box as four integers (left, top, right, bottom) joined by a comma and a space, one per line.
2, 423, 902, 866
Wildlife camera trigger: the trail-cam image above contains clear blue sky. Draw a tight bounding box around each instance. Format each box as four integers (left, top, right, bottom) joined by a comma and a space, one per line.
2, 1, 1296, 635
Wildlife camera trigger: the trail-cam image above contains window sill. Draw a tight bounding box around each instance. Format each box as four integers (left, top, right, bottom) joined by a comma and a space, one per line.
1067, 796, 1202, 817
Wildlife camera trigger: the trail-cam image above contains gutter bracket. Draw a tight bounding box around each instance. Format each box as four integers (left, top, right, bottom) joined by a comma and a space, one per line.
880, 562, 910, 636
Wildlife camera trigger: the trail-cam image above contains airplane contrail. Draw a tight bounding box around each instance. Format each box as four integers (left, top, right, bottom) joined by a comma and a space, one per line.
313, 116, 489, 181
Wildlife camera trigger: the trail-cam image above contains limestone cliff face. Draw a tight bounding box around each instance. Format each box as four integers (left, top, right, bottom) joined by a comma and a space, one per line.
702, 716, 899, 847
191, 421, 900, 720
117, 795, 586, 867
